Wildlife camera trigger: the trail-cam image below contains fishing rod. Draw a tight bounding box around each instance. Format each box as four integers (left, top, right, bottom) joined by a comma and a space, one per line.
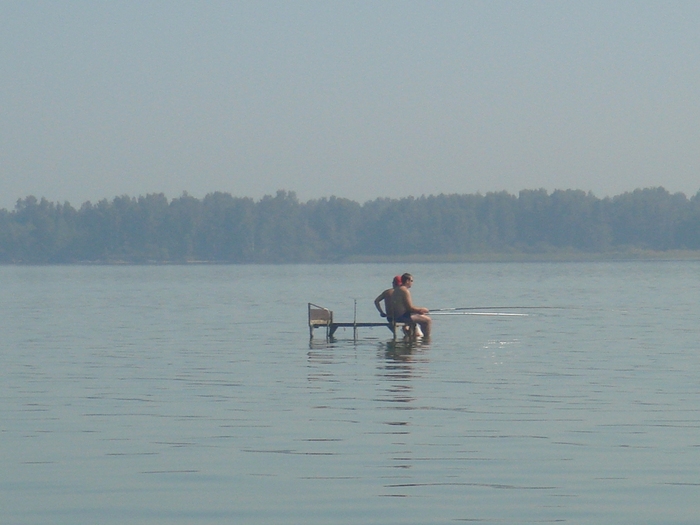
428, 306, 571, 312
429, 311, 528, 317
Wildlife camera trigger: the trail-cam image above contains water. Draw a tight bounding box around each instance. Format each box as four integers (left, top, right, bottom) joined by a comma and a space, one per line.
2, 262, 700, 524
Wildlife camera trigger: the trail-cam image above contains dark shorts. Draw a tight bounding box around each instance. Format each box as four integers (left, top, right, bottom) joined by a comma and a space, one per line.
393, 312, 413, 324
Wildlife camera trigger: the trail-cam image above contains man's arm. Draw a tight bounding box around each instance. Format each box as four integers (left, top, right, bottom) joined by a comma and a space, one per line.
374, 291, 388, 316
404, 290, 429, 315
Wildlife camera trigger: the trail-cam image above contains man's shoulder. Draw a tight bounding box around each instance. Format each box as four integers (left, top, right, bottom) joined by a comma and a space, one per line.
394, 286, 409, 298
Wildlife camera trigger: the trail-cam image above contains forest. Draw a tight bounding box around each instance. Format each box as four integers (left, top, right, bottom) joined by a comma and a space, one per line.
2, 187, 700, 263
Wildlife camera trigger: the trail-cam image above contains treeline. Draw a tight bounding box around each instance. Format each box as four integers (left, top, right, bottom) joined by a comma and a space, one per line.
2, 187, 700, 263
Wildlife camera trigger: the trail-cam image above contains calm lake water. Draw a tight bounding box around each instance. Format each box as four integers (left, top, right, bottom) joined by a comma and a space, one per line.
2, 262, 700, 524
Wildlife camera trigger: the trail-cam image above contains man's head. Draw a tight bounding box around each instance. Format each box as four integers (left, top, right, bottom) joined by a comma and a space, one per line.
392, 275, 402, 287
401, 273, 413, 286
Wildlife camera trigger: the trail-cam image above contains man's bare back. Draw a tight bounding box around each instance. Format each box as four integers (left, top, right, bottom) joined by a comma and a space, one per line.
390, 273, 431, 337
374, 275, 402, 319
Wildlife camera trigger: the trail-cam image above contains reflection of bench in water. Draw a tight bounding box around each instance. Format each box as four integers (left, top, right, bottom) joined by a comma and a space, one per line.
308, 302, 410, 341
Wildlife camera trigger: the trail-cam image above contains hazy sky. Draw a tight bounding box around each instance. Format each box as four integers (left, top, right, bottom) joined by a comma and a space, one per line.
2, 1, 699, 210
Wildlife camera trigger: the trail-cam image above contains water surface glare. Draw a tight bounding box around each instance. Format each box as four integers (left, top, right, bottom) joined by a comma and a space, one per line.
2, 262, 700, 524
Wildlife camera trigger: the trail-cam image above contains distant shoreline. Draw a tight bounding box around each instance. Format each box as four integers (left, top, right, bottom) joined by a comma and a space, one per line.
344, 249, 700, 263
3, 249, 700, 265
4, 189, 699, 264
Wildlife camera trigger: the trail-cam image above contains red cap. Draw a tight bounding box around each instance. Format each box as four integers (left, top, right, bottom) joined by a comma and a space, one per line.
392, 275, 402, 287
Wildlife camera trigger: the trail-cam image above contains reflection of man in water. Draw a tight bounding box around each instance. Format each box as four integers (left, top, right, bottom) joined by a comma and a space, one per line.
390, 273, 431, 338
374, 275, 402, 319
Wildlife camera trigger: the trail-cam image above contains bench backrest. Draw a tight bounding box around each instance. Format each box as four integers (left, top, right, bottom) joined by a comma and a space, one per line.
308, 303, 333, 326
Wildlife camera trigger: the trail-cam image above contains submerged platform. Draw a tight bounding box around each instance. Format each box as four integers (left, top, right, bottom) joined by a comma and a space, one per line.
308, 302, 409, 340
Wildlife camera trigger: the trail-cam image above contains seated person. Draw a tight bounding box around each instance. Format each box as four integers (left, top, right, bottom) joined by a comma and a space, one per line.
375, 275, 423, 337
389, 273, 431, 338
374, 275, 402, 320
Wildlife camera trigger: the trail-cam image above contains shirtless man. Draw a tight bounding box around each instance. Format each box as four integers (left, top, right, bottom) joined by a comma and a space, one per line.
390, 273, 431, 338
375, 275, 423, 337
374, 275, 402, 320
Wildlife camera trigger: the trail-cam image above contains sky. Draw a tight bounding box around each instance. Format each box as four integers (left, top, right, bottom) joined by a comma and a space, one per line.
1, 1, 699, 210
